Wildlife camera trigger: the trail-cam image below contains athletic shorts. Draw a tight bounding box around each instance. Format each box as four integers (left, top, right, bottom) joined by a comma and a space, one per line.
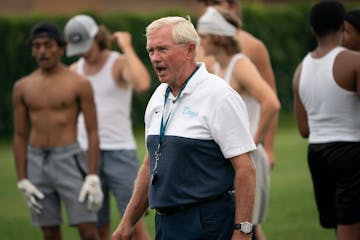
308, 142, 360, 228
155, 192, 235, 240
97, 150, 139, 226
251, 144, 270, 224
27, 143, 97, 227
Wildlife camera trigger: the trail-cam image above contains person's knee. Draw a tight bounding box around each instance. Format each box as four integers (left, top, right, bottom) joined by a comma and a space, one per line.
336, 222, 360, 240
77, 223, 99, 240
97, 224, 110, 240
42, 225, 61, 240
78, 229, 99, 240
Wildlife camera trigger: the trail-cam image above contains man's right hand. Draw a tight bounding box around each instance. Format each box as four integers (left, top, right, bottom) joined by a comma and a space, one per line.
17, 179, 44, 214
112, 220, 135, 240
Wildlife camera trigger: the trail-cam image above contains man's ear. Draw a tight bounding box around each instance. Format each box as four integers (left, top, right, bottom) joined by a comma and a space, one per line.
59, 46, 66, 57
186, 43, 196, 59
340, 23, 345, 32
310, 27, 316, 38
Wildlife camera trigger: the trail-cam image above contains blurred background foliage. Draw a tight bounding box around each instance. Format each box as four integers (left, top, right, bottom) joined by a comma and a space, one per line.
0, 2, 357, 137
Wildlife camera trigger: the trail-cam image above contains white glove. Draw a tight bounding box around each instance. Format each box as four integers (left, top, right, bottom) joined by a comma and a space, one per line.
17, 179, 44, 215
78, 174, 103, 211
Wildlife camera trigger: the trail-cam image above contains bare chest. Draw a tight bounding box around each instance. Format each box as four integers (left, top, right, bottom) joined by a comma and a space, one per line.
24, 80, 78, 111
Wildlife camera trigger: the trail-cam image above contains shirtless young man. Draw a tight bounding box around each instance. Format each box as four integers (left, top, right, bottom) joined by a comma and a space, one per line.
12, 22, 102, 240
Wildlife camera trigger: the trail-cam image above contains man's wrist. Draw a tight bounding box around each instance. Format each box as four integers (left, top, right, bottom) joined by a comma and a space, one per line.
85, 174, 100, 182
234, 221, 253, 235
232, 229, 252, 239
17, 178, 29, 188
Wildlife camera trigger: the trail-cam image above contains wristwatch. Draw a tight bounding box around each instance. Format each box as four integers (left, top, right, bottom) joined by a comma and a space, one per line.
234, 221, 253, 234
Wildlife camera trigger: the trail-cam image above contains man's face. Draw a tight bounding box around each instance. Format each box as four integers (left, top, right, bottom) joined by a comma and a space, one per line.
343, 21, 360, 51
31, 37, 64, 71
80, 41, 98, 63
146, 25, 191, 85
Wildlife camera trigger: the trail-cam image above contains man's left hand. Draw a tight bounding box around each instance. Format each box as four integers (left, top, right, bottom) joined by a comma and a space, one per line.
78, 174, 103, 211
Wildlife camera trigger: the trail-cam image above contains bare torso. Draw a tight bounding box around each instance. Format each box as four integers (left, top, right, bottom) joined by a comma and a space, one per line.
18, 66, 84, 147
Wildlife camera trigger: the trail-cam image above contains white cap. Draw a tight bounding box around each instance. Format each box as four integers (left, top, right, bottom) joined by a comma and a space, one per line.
64, 15, 99, 57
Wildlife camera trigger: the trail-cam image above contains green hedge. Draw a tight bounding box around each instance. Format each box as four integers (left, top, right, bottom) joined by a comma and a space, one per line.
242, 3, 316, 112
0, 3, 354, 137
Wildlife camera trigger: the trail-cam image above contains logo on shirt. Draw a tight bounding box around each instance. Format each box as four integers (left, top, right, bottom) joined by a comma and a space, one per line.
182, 106, 198, 118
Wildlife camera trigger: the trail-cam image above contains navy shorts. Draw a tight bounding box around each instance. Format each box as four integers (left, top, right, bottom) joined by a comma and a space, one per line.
308, 142, 360, 228
154, 192, 235, 240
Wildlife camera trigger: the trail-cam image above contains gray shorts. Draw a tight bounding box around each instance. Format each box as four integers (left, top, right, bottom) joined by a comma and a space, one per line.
27, 143, 97, 227
251, 144, 271, 224
97, 150, 139, 226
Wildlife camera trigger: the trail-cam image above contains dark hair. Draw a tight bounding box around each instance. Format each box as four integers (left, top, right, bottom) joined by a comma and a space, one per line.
217, 7, 242, 29
94, 25, 112, 51
29, 22, 66, 47
210, 34, 241, 55
346, 9, 360, 32
310, 0, 345, 37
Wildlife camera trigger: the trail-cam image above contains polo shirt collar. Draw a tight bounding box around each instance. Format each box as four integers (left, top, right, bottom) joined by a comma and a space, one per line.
180, 62, 206, 96
161, 63, 207, 98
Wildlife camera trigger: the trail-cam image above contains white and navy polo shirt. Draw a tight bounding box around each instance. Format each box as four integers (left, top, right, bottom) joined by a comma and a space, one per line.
145, 63, 256, 208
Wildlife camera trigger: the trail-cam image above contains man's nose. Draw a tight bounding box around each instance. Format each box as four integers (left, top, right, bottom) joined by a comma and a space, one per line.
38, 45, 47, 53
150, 51, 161, 63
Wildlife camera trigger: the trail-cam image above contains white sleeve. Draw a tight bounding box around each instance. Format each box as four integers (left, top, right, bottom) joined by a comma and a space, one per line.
209, 91, 256, 159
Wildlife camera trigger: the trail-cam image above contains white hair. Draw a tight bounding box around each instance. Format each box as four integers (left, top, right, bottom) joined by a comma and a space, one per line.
146, 16, 200, 52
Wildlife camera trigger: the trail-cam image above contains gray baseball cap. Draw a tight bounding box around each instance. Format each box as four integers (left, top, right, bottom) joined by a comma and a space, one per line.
64, 15, 99, 57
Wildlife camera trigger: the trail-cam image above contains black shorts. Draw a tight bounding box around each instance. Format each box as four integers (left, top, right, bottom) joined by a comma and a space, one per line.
308, 142, 360, 228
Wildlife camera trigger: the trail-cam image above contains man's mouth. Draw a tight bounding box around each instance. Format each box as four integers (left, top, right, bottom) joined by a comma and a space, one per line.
39, 57, 49, 63
156, 66, 167, 76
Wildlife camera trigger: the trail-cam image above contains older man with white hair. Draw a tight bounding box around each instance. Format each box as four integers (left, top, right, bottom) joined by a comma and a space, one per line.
112, 15, 257, 240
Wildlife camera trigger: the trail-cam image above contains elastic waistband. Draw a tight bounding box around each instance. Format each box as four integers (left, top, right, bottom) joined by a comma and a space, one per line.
27, 142, 81, 154
155, 191, 233, 216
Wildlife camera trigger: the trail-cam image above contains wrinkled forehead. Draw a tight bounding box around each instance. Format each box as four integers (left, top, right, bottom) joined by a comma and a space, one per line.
146, 25, 174, 48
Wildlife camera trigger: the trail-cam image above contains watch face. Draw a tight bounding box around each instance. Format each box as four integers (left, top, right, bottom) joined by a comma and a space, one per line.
241, 222, 252, 234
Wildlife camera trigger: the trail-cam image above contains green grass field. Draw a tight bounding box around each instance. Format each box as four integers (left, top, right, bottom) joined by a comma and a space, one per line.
0, 116, 335, 239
